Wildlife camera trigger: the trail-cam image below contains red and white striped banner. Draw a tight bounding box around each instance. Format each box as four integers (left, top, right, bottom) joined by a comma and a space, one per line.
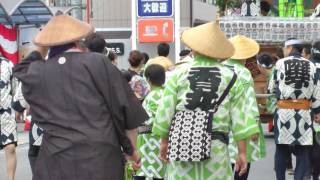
0, 24, 18, 64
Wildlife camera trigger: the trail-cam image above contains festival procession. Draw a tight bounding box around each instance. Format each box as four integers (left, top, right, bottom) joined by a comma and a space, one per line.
0, 0, 320, 180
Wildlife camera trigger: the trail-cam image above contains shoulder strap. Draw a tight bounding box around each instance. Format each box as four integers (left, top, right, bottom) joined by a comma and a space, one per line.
214, 72, 237, 112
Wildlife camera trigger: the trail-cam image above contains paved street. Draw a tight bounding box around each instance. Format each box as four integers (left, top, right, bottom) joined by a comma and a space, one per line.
0, 130, 31, 180
0, 133, 294, 180
249, 136, 277, 180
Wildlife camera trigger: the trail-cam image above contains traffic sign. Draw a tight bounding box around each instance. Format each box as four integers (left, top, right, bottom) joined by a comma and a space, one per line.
137, 18, 174, 43
137, 0, 173, 17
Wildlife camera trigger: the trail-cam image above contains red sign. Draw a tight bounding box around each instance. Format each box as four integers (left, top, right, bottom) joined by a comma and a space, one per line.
137, 19, 174, 43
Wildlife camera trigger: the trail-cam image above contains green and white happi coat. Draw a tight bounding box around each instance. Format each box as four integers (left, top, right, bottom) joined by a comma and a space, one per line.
153, 55, 260, 180
223, 59, 266, 163
136, 87, 166, 178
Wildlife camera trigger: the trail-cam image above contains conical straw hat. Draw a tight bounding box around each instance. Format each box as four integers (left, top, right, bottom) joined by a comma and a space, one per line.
181, 21, 235, 59
34, 15, 94, 47
229, 35, 260, 60
147, 56, 173, 71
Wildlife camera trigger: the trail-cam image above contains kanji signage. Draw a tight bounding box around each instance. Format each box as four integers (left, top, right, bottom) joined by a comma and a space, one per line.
137, 18, 174, 43
137, 0, 173, 17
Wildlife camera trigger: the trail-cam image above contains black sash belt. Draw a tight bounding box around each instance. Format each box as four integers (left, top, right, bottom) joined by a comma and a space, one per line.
212, 132, 229, 145
138, 125, 229, 145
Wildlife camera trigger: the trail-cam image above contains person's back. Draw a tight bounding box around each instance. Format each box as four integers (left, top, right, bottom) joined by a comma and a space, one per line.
13, 15, 147, 180
152, 21, 256, 180
270, 53, 316, 105
0, 55, 18, 180
153, 54, 257, 179
146, 43, 173, 71
268, 39, 320, 180
16, 51, 145, 180
127, 50, 149, 101
222, 36, 265, 180
136, 64, 166, 179
25, 53, 116, 139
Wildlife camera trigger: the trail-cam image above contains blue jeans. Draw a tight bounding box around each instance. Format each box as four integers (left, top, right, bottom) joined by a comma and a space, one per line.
274, 144, 311, 180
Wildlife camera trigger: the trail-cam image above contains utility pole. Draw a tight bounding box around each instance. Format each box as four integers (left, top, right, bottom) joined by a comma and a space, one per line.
71, 0, 83, 20
51, 0, 83, 20
131, 0, 137, 50
175, 0, 181, 62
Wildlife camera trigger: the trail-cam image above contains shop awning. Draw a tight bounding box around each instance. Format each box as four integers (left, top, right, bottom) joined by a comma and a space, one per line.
1, 0, 53, 25
0, 3, 11, 24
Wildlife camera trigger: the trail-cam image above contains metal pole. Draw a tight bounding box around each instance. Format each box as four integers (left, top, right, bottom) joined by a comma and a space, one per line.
86, 0, 90, 23
190, 0, 193, 27
131, 0, 137, 50
175, 0, 181, 63
71, 0, 83, 20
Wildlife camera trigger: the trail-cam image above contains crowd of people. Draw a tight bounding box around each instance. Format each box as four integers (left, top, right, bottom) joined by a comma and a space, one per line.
1, 13, 320, 180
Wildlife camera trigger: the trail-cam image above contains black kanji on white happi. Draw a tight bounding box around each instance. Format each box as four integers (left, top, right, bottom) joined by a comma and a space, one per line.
269, 56, 320, 145
284, 60, 310, 89
168, 67, 222, 162
186, 67, 221, 111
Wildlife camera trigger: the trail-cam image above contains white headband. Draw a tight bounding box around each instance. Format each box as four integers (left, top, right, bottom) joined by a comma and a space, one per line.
257, 60, 273, 69
284, 39, 304, 47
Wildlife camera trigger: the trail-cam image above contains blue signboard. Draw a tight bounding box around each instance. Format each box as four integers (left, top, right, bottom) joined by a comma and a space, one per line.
137, 0, 173, 17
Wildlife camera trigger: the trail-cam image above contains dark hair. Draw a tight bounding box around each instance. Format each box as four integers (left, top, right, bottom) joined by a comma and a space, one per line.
275, 47, 284, 59
260, 1, 271, 13
84, 33, 106, 53
312, 41, 320, 60
303, 43, 312, 55
179, 49, 191, 57
142, 52, 150, 64
108, 51, 117, 62
313, 41, 320, 52
128, 50, 143, 67
292, 44, 304, 54
257, 53, 274, 68
25, 51, 43, 61
157, 43, 170, 57
144, 64, 165, 87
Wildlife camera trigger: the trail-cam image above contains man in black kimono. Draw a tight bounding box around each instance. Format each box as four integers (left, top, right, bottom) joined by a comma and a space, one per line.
13, 15, 147, 180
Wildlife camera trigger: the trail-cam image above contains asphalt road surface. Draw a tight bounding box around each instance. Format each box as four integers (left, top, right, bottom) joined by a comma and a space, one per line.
1, 135, 294, 180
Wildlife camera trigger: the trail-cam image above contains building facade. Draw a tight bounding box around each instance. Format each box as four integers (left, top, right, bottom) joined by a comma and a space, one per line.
88, 0, 217, 69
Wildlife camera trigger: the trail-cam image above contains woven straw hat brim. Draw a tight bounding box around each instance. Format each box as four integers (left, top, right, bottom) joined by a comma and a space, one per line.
148, 56, 173, 71
34, 15, 94, 47
229, 35, 260, 60
181, 22, 235, 59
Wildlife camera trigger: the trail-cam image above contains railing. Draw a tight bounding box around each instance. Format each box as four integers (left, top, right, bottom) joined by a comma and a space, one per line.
219, 16, 320, 43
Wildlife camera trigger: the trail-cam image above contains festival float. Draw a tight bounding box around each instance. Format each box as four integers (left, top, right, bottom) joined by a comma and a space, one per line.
217, 0, 320, 125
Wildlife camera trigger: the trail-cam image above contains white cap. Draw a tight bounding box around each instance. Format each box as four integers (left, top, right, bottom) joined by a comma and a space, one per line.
284, 39, 304, 47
